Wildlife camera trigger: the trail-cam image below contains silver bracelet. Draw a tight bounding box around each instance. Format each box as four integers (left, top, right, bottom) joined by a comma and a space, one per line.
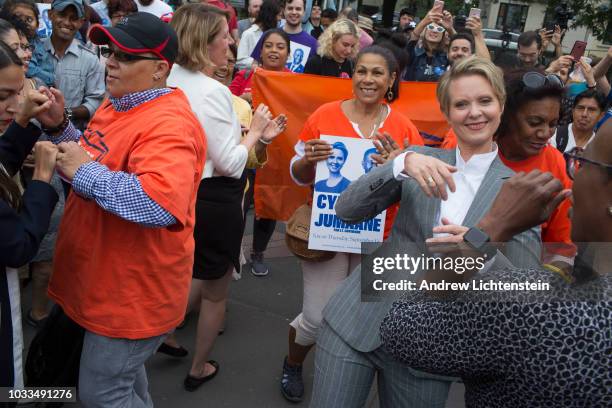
258, 138, 272, 145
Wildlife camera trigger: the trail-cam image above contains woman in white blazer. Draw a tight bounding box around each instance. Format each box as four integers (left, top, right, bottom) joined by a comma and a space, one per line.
166, 3, 286, 391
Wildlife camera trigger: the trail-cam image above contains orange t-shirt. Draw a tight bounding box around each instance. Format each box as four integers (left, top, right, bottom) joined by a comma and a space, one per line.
441, 128, 458, 149
499, 145, 575, 257
48, 89, 207, 339
438, 131, 573, 256
298, 100, 424, 238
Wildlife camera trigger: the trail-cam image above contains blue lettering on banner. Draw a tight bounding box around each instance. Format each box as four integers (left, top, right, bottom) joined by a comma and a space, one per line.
313, 213, 381, 232
316, 194, 339, 210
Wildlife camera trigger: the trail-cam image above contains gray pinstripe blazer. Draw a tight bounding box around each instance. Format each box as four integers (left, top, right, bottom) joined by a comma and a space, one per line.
322, 146, 542, 352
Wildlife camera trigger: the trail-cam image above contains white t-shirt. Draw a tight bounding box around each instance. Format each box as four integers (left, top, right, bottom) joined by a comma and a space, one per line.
551, 124, 594, 152
137, 0, 172, 18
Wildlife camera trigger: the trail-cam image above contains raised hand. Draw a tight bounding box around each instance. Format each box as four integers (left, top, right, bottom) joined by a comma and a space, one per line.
249, 103, 272, 136
427, 217, 470, 244
465, 16, 482, 36
477, 170, 570, 242
55, 141, 93, 182
32, 141, 58, 183
15, 89, 51, 127
261, 114, 287, 143
403, 152, 457, 200
577, 57, 595, 86
551, 25, 564, 47
539, 28, 553, 50
441, 10, 454, 32
371, 132, 408, 165
546, 55, 573, 74
36, 87, 66, 129
425, 9, 443, 25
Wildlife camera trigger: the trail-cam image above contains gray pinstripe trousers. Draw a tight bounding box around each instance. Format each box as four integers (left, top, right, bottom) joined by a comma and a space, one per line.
310, 320, 453, 408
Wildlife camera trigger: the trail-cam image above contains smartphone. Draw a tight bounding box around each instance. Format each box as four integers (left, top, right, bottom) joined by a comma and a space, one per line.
468, 8, 481, 19
545, 23, 555, 32
433, 0, 444, 12
570, 41, 587, 61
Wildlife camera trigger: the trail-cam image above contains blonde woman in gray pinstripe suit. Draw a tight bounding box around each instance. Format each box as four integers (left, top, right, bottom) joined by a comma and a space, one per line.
310, 57, 543, 407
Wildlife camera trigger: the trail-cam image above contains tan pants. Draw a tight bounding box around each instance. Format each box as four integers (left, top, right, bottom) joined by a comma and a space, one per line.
290, 253, 361, 346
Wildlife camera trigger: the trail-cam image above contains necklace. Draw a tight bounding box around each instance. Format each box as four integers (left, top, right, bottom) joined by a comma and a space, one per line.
350, 100, 385, 138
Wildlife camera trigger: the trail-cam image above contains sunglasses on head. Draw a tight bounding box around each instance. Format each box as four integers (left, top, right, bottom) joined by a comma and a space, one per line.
522, 71, 563, 91
100, 46, 161, 63
426, 24, 445, 33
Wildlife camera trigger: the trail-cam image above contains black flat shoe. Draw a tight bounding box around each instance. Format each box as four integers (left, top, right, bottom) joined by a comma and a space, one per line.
184, 361, 219, 392
157, 342, 188, 357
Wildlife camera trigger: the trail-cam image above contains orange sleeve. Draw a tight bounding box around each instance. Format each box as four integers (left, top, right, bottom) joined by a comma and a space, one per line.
298, 109, 322, 143
129, 117, 205, 229
441, 128, 458, 149
404, 117, 424, 146
541, 149, 576, 257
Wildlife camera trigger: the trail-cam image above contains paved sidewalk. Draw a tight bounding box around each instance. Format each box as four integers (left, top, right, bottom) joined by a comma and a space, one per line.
21, 213, 464, 407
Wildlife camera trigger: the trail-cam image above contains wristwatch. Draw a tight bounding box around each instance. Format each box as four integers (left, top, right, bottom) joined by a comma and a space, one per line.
65, 107, 73, 121
463, 227, 497, 259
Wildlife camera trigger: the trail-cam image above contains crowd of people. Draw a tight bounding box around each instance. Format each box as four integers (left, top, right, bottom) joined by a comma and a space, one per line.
0, 0, 610, 407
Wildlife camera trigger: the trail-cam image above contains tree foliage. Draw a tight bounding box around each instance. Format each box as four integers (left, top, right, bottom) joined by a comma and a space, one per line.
384, 0, 611, 42
542, 0, 611, 42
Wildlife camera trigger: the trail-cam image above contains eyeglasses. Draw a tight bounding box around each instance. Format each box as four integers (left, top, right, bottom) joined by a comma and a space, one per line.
100, 47, 161, 63
522, 71, 563, 91
563, 147, 612, 180
426, 24, 445, 33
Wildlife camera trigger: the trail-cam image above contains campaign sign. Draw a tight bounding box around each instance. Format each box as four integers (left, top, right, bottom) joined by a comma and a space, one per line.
37, 4, 52, 38
308, 135, 385, 254
285, 41, 311, 73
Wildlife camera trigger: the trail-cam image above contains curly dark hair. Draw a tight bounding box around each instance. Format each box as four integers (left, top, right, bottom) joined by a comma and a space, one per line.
497, 68, 564, 139
255, 0, 281, 32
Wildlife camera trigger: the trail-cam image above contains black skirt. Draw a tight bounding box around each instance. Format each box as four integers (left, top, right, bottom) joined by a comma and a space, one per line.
193, 172, 247, 280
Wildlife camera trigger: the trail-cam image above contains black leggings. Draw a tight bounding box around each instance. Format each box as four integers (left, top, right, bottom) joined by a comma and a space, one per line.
243, 170, 276, 253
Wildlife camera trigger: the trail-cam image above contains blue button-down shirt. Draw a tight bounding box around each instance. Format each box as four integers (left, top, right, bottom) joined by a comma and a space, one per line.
56, 88, 177, 228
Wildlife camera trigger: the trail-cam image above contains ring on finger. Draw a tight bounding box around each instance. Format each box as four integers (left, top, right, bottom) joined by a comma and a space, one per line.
311, 145, 315, 154
427, 177, 436, 187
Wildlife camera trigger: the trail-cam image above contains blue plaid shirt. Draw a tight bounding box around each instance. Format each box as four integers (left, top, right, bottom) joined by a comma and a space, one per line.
56, 88, 177, 228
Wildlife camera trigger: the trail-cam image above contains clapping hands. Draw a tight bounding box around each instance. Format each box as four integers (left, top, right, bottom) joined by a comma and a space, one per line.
261, 114, 287, 143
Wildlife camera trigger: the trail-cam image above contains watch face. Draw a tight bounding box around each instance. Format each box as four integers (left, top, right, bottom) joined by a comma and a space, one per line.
464, 227, 489, 248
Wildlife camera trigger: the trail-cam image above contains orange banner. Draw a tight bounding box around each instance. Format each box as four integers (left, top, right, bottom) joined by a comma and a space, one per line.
252, 70, 450, 221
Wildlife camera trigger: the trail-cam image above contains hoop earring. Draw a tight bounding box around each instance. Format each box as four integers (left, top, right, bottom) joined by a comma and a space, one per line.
386, 88, 394, 101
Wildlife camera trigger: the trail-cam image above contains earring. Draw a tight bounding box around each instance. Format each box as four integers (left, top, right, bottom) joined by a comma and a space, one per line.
386, 88, 394, 101
608, 206, 612, 217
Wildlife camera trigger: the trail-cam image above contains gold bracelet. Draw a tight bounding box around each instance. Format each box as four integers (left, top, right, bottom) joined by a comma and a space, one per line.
543, 263, 574, 283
